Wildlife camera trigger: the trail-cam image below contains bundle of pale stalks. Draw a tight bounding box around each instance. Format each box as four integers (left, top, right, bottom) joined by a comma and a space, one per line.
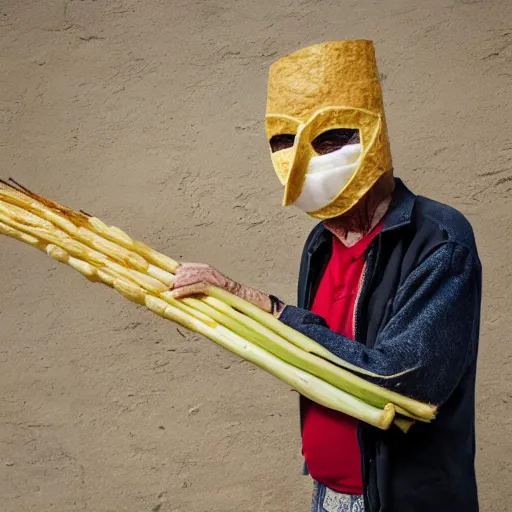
0, 179, 436, 432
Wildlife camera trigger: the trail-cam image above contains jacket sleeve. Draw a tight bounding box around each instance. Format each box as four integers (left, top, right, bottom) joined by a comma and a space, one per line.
278, 242, 481, 405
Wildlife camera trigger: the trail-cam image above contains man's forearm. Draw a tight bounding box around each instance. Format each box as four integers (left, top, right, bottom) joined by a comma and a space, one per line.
277, 243, 480, 406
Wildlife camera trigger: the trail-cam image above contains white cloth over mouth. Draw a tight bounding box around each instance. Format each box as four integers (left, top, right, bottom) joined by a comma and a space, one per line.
294, 143, 362, 213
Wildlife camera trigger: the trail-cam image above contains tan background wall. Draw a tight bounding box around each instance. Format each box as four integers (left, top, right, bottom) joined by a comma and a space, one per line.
1, 0, 511, 510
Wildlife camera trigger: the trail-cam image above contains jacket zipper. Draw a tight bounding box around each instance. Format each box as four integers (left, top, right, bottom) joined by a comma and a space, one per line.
354, 238, 380, 343
305, 229, 331, 309
304, 230, 323, 309
354, 244, 376, 512
353, 261, 368, 340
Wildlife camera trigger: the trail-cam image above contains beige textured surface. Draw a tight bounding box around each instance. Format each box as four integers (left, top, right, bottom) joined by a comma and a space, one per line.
0, 0, 511, 511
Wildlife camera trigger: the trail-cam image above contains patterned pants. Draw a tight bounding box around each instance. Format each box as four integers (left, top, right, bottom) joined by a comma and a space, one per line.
311, 482, 365, 512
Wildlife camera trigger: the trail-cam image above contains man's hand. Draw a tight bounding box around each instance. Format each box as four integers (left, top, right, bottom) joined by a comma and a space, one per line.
171, 263, 275, 313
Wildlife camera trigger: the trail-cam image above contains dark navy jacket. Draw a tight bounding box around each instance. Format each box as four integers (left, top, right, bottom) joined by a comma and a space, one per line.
279, 179, 482, 512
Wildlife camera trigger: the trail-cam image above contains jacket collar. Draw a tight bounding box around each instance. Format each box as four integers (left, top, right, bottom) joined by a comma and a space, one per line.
307, 178, 416, 254
382, 178, 416, 232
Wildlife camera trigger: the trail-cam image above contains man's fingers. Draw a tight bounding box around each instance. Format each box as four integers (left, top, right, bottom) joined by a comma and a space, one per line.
180, 262, 210, 269
174, 273, 206, 288
174, 265, 223, 290
170, 282, 210, 299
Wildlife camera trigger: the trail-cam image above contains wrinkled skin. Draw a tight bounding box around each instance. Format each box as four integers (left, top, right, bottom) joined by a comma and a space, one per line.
171, 130, 393, 310
171, 263, 274, 313
324, 172, 394, 240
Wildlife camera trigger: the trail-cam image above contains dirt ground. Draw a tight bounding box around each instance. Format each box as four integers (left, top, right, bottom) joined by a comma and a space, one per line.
0, 0, 511, 510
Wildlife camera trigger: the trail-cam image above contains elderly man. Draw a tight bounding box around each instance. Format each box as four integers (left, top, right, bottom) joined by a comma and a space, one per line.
172, 41, 482, 512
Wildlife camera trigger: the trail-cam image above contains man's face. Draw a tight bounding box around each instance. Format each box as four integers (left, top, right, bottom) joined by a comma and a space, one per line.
270, 128, 360, 155
269, 128, 362, 214
265, 41, 392, 220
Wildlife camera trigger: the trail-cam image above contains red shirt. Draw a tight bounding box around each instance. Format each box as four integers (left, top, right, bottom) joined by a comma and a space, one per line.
301, 223, 383, 494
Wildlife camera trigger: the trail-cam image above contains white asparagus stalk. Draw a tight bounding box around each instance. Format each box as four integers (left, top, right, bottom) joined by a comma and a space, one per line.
2, 215, 394, 426
0, 181, 437, 425
205, 288, 436, 420
145, 295, 396, 430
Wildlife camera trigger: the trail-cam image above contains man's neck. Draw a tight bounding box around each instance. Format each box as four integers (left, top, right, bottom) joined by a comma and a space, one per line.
324, 173, 395, 247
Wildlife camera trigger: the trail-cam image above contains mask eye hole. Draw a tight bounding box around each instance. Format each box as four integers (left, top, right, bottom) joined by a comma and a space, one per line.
311, 129, 360, 155
269, 134, 295, 153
